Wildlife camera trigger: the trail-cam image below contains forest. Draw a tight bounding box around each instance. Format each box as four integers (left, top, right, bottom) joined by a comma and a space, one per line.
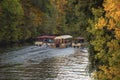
0, 0, 120, 80
0, 0, 98, 44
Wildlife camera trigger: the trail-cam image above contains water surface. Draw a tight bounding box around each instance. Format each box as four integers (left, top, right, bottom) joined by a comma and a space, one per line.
0, 46, 91, 80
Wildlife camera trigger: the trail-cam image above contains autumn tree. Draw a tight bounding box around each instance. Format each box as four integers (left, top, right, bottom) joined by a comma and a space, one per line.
0, 0, 105, 46
88, 0, 120, 79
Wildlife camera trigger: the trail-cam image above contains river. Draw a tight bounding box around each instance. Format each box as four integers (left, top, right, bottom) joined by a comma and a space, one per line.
0, 46, 92, 80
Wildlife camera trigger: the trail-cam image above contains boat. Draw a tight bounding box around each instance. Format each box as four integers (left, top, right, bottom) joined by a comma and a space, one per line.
71, 36, 86, 48
34, 35, 56, 47
54, 35, 73, 48
35, 35, 87, 48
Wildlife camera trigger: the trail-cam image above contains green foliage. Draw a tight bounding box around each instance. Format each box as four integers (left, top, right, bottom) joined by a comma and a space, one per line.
1, 0, 23, 16
65, 0, 96, 37
87, 7, 105, 71
32, 0, 58, 35
0, 0, 100, 45
88, 0, 120, 80
0, 0, 24, 42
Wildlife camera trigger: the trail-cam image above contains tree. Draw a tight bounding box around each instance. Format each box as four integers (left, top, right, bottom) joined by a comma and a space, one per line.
20, 0, 43, 40
31, 0, 58, 35
0, 0, 24, 42
88, 0, 120, 79
65, 0, 97, 37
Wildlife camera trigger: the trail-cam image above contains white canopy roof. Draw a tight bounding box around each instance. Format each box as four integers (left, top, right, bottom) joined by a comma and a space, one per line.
54, 35, 72, 39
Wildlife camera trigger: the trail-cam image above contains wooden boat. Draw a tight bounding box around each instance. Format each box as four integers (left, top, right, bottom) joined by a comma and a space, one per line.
34, 35, 56, 47
54, 35, 73, 48
71, 37, 85, 48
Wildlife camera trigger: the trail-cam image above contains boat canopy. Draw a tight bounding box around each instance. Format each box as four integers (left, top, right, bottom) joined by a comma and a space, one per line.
76, 37, 84, 40
37, 35, 56, 39
54, 35, 72, 39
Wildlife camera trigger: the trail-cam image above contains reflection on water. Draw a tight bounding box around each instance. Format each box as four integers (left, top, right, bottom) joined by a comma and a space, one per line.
0, 46, 91, 80
0, 43, 32, 54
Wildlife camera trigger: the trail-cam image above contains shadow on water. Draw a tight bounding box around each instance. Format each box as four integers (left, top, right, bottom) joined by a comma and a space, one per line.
0, 57, 60, 80
0, 43, 32, 54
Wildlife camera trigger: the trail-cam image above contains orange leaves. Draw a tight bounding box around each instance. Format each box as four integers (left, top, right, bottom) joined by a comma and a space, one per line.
104, 0, 120, 22
104, 0, 120, 21
115, 28, 120, 39
98, 65, 120, 80
99, 65, 108, 74
97, 65, 110, 79
108, 19, 115, 30
95, 17, 107, 29
92, 0, 120, 79
109, 66, 120, 77
96, 0, 120, 40
104, 0, 115, 12
115, 11, 120, 21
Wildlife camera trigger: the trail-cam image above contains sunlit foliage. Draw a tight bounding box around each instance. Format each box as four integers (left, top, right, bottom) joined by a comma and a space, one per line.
88, 0, 120, 80
97, 0, 120, 39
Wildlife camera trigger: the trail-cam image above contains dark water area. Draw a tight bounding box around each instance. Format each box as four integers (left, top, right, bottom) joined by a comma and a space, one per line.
0, 46, 91, 80
0, 42, 33, 54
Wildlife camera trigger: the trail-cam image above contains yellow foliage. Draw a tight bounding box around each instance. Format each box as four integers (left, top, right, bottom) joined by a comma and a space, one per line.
115, 28, 120, 39
108, 19, 115, 29
104, 0, 120, 21
98, 65, 120, 79
104, 0, 115, 12
109, 66, 120, 78
96, 17, 106, 29
103, 0, 120, 39
94, 0, 120, 79
107, 40, 120, 50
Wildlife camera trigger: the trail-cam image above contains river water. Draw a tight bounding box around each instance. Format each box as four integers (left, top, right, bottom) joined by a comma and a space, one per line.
0, 46, 92, 80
